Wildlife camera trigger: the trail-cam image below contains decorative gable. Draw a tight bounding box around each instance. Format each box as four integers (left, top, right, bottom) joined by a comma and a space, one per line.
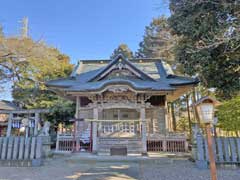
102, 69, 139, 80
89, 54, 155, 82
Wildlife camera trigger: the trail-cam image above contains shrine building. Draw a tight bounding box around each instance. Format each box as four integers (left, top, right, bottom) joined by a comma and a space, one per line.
46, 54, 199, 155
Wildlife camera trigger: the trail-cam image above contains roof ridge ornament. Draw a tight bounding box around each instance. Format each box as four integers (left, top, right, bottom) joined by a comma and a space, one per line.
117, 62, 123, 70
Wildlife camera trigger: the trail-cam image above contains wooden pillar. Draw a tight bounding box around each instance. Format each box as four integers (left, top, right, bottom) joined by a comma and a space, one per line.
141, 106, 147, 155
171, 102, 176, 131
92, 107, 98, 153
206, 123, 217, 180
163, 139, 167, 152
164, 97, 169, 134
75, 96, 80, 151
6, 113, 13, 137
34, 113, 39, 136
75, 96, 80, 119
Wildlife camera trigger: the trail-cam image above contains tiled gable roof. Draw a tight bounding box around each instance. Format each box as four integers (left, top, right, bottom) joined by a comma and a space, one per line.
46, 54, 199, 92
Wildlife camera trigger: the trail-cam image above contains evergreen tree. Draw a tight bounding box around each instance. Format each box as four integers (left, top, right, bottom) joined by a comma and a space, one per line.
168, 0, 240, 99
217, 96, 240, 135
110, 43, 133, 59
136, 16, 178, 66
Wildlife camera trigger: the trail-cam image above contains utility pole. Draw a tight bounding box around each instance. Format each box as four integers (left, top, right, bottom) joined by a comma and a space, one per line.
0, 25, 4, 37
186, 94, 192, 139
192, 87, 201, 125
20, 17, 29, 38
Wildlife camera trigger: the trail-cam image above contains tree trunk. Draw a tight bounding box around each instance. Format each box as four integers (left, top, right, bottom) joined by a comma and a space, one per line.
171, 102, 177, 131
192, 87, 201, 125
235, 131, 239, 137
186, 94, 192, 138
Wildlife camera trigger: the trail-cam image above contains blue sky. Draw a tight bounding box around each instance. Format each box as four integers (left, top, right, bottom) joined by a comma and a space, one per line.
0, 0, 170, 64
0, 0, 170, 100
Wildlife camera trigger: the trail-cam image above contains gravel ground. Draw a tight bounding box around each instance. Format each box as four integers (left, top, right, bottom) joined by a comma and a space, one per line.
140, 160, 240, 180
0, 155, 239, 180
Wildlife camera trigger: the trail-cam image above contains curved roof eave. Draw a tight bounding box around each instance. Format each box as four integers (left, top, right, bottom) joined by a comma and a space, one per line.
63, 80, 176, 93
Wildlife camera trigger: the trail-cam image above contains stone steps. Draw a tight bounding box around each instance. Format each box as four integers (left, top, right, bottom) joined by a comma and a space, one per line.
97, 138, 143, 154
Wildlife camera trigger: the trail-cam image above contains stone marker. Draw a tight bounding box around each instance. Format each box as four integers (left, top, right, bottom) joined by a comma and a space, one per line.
1, 138, 8, 160
24, 138, 30, 160
30, 137, 36, 159
229, 138, 237, 162
224, 138, 230, 162
12, 137, 19, 160
217, 138, 224, 162
18, 137, 25, 160
7, 137, 14, 160
236, 138, 240, 162
36, 137, 42, 159
0, 137, 3, 155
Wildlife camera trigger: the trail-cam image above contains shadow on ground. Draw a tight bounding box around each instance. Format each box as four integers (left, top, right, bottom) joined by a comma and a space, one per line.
73, 162, 140, 180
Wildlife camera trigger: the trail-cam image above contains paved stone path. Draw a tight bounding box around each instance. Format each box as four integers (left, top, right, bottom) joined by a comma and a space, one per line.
0, 155, 239, 180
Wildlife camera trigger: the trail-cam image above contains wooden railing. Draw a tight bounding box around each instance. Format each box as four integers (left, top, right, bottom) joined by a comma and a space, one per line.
56, 134, 74, 152
147, 140, 163, 151
56, 133, 91, 152
56, 133, 188, 153
147, 136, 188, 152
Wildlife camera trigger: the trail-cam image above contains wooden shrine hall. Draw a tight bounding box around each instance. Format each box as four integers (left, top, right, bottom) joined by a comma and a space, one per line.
46, 54, 199, 155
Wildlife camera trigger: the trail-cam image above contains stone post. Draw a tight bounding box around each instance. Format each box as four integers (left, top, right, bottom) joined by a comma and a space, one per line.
34, 113, 39, 136
191, 123, 199, 160
92, 107, 98, 153
56, 132, 59, 151
6, 113, 13, 137
40, 135, 52, 158
141, 107, 147, 155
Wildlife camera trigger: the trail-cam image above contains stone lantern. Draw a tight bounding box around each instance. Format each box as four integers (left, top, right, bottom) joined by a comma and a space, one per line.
194, 96, 220, 180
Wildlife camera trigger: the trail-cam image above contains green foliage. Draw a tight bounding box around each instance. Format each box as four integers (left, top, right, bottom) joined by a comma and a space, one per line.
176, 117, 189, 132
110, 44, 133, 59
168, 0, 240, 99
217, 96, 240, 131
44, 97, 75, 125
7, 39, 73, 106
136, 17, 179, 64
0, 26, 74, 124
